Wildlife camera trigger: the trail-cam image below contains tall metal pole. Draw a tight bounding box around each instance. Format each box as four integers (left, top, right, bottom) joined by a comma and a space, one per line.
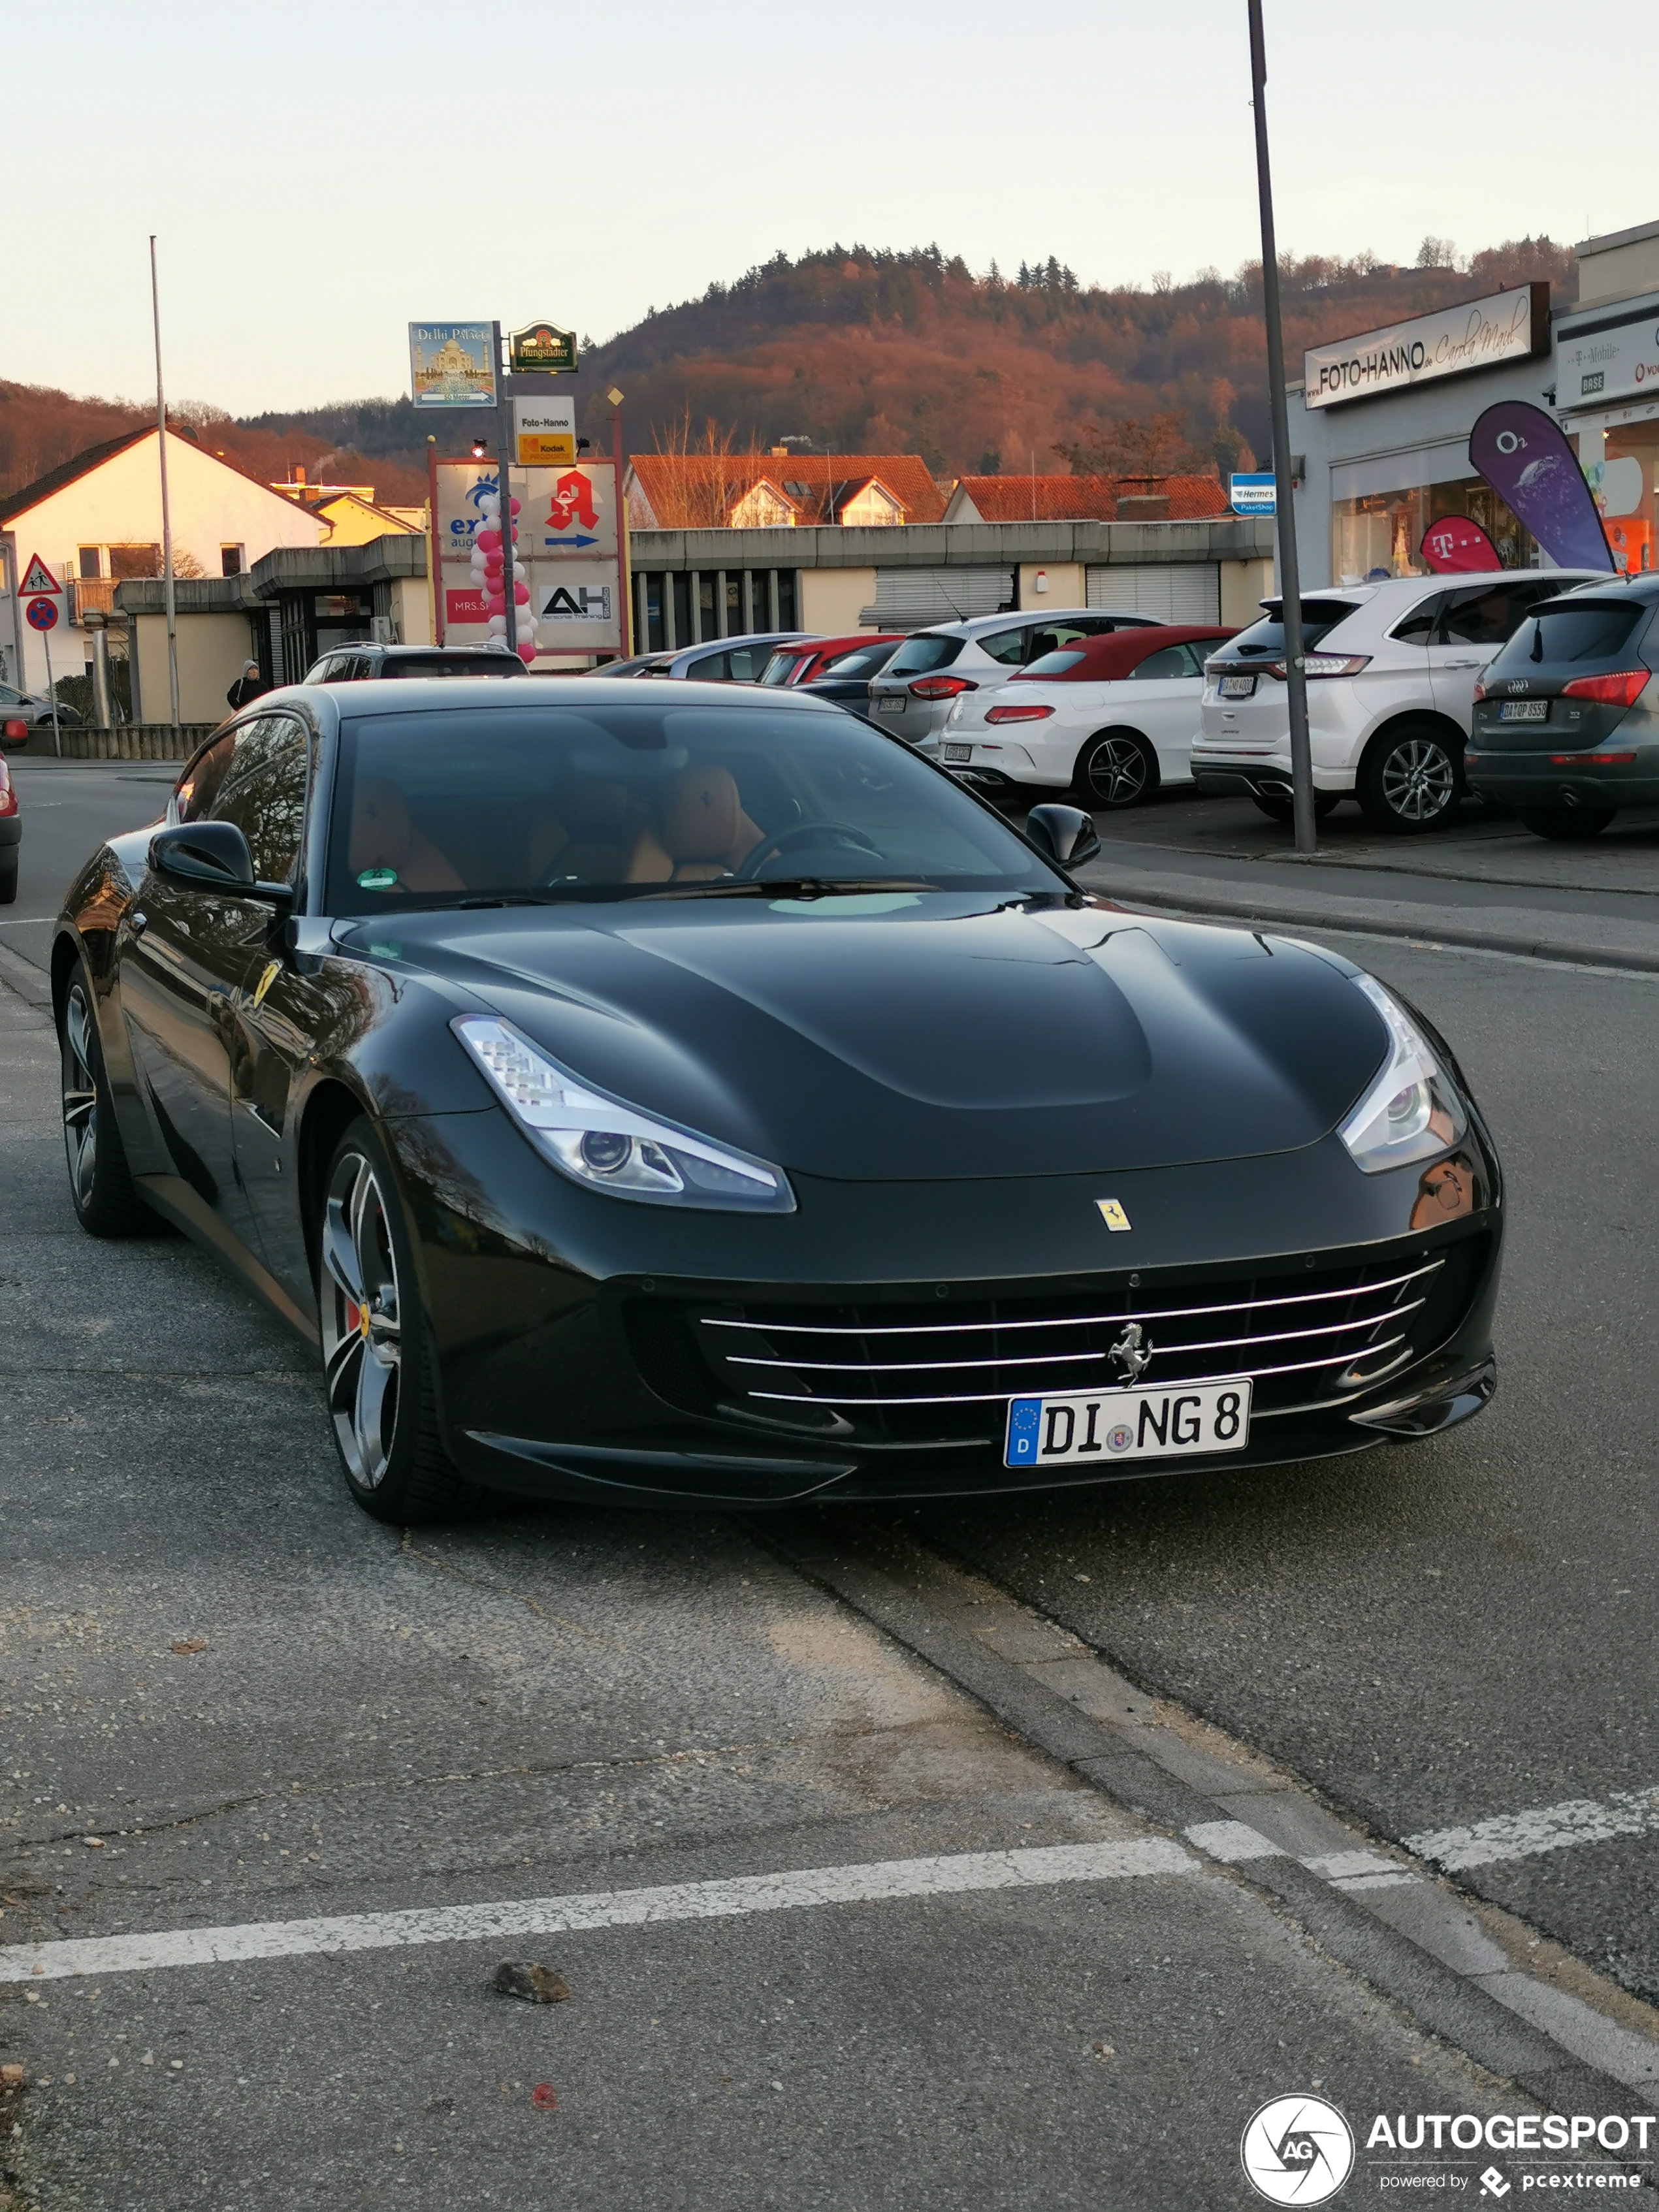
149, 236, 181, 729
1247, 0, 1315, 854
42, 616, 62, 758
493, 321, 517, 656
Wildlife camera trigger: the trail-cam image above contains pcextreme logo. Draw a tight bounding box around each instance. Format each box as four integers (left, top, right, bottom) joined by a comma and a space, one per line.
1243, 2095, 1357, 2204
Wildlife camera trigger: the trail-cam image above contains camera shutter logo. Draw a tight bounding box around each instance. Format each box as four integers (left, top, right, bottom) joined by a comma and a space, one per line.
1241, 2094, 1355, 2204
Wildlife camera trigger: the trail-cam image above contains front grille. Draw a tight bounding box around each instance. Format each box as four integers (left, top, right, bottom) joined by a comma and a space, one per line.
669, 1246, 1472, 1449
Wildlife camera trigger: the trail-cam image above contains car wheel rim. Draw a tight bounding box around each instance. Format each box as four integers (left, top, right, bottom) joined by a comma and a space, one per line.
1085, 739, 1147, 807
1381, 739, 1454, 822
61, 987, 99, 1210
320, 1151, 402, 1490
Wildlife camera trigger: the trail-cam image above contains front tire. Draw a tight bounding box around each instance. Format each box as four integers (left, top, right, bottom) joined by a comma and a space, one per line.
1356, 721, 1461, 833
1073, 729, 1157, 810
59, 965, 152, 1236
1516, 805, 1616, 841
317, 1117, 476, 1523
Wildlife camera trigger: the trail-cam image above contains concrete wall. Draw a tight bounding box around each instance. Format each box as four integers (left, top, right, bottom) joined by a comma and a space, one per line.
391, 574, 433, 646
1220, 559, 1274, 626
1018, 562, 1085, 609
799, 567, 877, 635
133, 611, 254, 726
1577, 219, 1659, 309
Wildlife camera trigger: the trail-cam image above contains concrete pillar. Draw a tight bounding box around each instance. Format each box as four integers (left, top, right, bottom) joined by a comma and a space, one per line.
86, 610, 115, 727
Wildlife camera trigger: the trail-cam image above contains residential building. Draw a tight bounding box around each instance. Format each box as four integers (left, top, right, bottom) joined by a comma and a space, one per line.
943, 475, 1229, 525
0, 425, 326, 691
625, 451, 947, 531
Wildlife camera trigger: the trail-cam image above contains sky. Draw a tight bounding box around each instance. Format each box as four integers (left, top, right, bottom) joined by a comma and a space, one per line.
9, 0, 1650, 419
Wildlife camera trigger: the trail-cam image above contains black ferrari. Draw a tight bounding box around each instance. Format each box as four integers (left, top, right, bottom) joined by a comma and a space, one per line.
52, 679, 1501, 1520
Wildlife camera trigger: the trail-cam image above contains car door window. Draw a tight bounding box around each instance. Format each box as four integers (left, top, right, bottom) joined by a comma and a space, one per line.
207, 714, 310, 885
1178, 642, 1217, 677
1390, 592, 1447, 645
723, 645, 772, 682
1129, 646, 1191, 681
175, 732, 237, 822
690, 650, 732, 681
1435, 583, 1540, 647
978, 628, 1028, 666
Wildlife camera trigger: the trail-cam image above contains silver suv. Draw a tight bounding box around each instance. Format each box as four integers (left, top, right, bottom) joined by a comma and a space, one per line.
1193, 570, 1602, 831
866, 608, 1159, 744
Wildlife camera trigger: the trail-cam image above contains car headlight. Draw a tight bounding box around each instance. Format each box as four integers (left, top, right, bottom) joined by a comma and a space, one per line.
453, 1016, 794, 1211
1338, 976, 1466, 1174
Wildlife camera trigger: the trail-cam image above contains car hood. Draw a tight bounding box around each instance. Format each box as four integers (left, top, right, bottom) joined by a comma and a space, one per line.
353, 896, 1386, 1181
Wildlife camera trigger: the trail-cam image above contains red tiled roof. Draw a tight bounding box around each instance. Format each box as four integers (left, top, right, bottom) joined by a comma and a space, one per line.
628, 452, 947, 527
952, 473, 1229, 523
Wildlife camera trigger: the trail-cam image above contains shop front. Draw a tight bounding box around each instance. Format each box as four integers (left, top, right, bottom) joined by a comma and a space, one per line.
1289, 283, 1554, 589
1551, 218, 1659, 580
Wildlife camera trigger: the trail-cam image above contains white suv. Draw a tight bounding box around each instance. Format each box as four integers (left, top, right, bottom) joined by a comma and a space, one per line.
1193, 570, 1603, 831
865, 607, 1159, 746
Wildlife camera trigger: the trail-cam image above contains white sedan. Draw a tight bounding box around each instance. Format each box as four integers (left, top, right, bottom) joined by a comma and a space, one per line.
919, 625, 1235, 808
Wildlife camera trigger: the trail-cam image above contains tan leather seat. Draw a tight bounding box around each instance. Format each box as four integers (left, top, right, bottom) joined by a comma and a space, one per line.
626, 765, 764, 883
347, 779, 465, 893
526, 780, 636, 886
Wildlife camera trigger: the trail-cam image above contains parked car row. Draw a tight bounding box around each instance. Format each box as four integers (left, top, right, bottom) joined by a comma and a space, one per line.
294, 568, 1659, 842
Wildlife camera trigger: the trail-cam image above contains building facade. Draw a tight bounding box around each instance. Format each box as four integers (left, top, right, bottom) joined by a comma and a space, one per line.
1551, 217, 1659, 579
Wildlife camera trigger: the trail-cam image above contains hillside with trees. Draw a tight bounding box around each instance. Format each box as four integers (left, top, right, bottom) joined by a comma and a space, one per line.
1, 234, 1575, 505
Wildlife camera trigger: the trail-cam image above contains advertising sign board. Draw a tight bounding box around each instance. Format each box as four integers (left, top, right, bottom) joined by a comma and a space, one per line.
514, 396, 577, 466
434, 458, 624, 654
409, 323, 496, 408
1229, 473, 1276, 516
1554, 307, 1659, 413
509, 321, 578, 374
1303, 285, 1547, 411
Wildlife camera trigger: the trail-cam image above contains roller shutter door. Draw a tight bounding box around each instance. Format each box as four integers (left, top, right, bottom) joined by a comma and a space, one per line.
865, 567, 1015, 630
1086, 564, 1220, 622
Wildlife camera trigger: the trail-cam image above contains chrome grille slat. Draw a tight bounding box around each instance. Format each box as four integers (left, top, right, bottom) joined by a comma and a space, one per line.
722, 1297, 1425, 1376
700, 1262, 1442, 1340
742, 1332, 1411, 1407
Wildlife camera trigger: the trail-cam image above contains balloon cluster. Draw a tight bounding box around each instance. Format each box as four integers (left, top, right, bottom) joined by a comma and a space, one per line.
470, 483, 537, 665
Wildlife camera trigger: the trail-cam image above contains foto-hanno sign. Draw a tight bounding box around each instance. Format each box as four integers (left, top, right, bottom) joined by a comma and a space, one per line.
1241, 2094, 1356, 2204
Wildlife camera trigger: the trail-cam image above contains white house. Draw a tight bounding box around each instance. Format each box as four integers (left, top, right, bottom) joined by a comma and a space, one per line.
1, 425, 327, 692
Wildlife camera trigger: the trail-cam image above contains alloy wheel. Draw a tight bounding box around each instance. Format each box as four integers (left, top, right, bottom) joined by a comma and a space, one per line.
61, 986, 99, 1211
1379, 737, 1455, 824
320, 1151, 403, 1490
1082, 737, 1149, 807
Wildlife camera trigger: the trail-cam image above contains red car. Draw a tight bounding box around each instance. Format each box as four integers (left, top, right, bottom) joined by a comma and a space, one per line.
756, 634, 905, 687
0, 746, 20, 905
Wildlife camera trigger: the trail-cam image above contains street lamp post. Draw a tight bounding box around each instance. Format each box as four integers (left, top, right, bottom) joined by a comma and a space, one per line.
492, 322, 517, 658
1246, 0, 1316, 854
149, 236, 181, 731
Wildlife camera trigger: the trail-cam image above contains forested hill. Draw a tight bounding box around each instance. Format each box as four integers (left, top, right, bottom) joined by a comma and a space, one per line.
1, 236, 1575, 505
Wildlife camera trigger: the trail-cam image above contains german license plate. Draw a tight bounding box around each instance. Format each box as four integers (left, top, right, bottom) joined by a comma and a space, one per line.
942, 743, 972, 762
1498, 699, 1548, 721
877, 695, 906, 714
1219, 673, 1257, 699
1005, 1377, 1251, 1469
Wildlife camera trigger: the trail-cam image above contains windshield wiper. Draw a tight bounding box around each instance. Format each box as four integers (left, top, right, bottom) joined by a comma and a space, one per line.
647, 876, 935, 900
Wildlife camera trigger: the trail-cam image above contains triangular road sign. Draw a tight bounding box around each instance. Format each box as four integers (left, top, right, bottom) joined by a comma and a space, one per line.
19, 554, 60, 596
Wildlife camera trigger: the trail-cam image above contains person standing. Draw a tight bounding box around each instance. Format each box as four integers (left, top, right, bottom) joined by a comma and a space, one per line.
227, 660, 266, 711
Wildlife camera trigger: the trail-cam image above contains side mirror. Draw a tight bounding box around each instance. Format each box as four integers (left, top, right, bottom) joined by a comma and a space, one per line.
150, 821, 293, 902
1025, 803, 1102, 869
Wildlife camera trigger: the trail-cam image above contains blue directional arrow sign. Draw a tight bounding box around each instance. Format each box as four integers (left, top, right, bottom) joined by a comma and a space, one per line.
541, 534, 599, 551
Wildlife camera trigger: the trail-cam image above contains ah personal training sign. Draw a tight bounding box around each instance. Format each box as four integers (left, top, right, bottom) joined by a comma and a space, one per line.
1303, 283, 1547, 410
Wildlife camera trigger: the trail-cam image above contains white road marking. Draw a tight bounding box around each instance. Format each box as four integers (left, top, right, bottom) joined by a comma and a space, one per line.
1184, 1819, 1281, 1863
1407, 1788, 1659, 1873
0, 1838, 1195, 1985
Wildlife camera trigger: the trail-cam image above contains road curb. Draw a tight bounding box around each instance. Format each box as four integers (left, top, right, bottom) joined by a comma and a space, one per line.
0, 938, 52, 1010
1082, 878, 1659, 975
760, 1518, 1659, 2112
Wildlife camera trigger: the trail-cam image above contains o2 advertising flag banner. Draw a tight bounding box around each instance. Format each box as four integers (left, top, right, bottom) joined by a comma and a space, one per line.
1468, 402, 1614, 573
1419, 517, 1501, 574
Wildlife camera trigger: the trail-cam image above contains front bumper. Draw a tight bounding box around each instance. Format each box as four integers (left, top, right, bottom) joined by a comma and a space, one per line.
385, 1109, 1504, 1508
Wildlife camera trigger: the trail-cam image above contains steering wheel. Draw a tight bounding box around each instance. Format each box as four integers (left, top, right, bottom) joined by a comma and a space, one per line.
735, 820, 886, 880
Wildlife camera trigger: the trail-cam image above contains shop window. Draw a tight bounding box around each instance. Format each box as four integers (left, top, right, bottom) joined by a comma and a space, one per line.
1332, 478, 1537, 583
776, 570, 796, 628
1600, 427, 1657, 577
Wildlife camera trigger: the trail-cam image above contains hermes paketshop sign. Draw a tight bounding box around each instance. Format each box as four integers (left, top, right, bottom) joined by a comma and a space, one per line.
1304, 283, 1548, 410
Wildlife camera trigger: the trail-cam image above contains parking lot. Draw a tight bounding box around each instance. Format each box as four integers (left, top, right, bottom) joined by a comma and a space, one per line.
3, 763, 1658, 2207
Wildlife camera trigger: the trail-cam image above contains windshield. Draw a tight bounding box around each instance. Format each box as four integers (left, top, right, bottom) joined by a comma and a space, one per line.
884, 634, 963, 677
1221, 600, 1362, 660
325, 702, 1068, 913
1488, 600, 1650, 672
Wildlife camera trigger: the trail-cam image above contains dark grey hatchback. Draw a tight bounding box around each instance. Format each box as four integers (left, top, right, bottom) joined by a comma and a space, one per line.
1466, 576, 1659, 838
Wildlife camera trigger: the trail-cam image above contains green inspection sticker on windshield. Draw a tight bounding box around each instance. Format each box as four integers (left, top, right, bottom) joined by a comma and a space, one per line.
357, 867, 398, 891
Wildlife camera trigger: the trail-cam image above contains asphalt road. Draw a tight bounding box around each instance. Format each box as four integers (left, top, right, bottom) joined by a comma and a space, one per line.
0, 763, 174, 972
3, 771, 1656, 2206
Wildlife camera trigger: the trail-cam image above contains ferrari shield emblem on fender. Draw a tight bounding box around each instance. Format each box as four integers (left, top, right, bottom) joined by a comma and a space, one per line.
251, 960, 282, 1010
1096, 1198, 1131, 1232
